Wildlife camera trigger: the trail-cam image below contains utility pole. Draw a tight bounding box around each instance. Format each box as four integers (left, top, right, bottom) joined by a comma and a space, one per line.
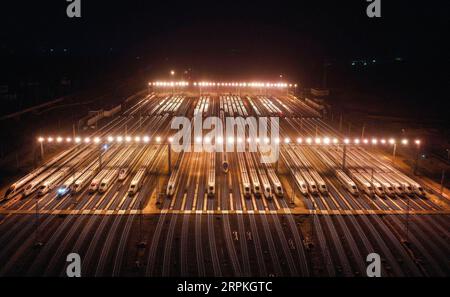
371, 167, 375, 198
392, 143, 397, 165
342, 144, 347, 170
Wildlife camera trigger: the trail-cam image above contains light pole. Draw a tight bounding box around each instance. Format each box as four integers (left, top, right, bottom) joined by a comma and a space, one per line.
342, 143, 348, 170
390, 139, 397, 165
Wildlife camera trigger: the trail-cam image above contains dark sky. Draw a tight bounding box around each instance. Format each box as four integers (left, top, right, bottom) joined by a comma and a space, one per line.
0, 0, 448, 79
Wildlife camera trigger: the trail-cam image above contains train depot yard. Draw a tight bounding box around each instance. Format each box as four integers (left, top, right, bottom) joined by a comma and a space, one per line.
0, 84, 448, 277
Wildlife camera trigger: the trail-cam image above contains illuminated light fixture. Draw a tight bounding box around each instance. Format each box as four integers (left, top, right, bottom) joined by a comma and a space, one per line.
284, 137, 290, 144
134, 136, 141, 142
237, 137, 243, 144
107, 136, 114, 142
323, 137, 330, 145
354, 138, 360, 144
275, 137, 281, 144
143, 136, 150, 143
94, 137, 101, 144
47, 137, 54, 143
66, 137, 72, 143
371, 138, 378, 145
217, 136, 224, 144
124, 136, 131, 142
332, 138, 339, 144
401, 139, 408, 145
75, 137, 81, 143
297, 137, 303, 144
315, 137, 321, 144
168, 137, 174, 143
264, 137, 270, 144
343, 138, 350, 144
247, 137, 252, 143
84, 137, 91, 143
380, 139, 386, 144
203, 136, 210, 144
156, 136, 161, 143
195, 136, 202, 144
38, 137, 44, 142
306, 137, 312, 144
363, 139, 369, 144
116, 136, 123, 142
388, 138, 395, 145
227, 137, 234, 144
56, 137, 63, 143
255, 138, 260, 143
415, 139, 421, 145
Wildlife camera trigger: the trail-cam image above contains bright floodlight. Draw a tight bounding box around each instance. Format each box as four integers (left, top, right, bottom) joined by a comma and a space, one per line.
264, 137, 270, 144
135, 136, 141, 142
344, 138, 350, 144
47, 137, 54, 142
255, 138, 260, 143
56, 137, 63, 143
168, 136, 174, 143
125, 136, 131, 142
275, 137, 281, 144
107, 136, 114, 142
415, 139, 421, 145
38, 137, 44, 142
143, 136, 150, 143
363, 139, 369, 144
297, 137, 303, 144
170, 70, 175, 76
84, 137, 90, 143
371, 138, 378, 145
284, 137, 290, 144
156, 136, 161, 143
354, 138, 360, 144
332, 138, 339, 144
94, 137, 100, 144
381, 139, 386, 144
323, 137, 330, 145
389, 138, 396, 145
66, 137, 72, 143
195, 136, 202, 144
217, 136, 223, 144
237, 137, 243, 144
401, 139, 408, 145
203, 136, 210, 144
227, 136, 234, 144
75, 137, 81, 143
117, 136, 123, 142
306, 137, 312, 144
315, 138, 321, 144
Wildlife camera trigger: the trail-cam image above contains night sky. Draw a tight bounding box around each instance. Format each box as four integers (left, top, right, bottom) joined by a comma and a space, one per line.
1, 1, 448, 69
